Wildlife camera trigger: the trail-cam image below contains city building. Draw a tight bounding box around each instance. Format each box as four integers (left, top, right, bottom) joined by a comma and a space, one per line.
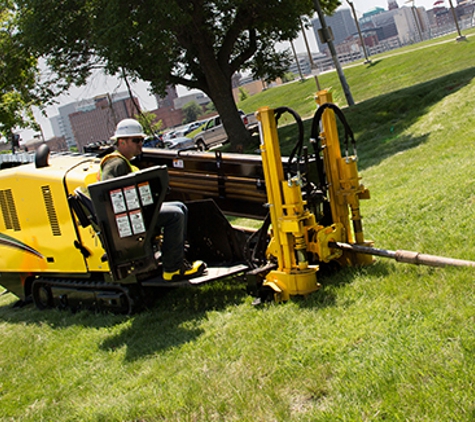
361, 7, 399, 40
152, 85, 186, 129
51, 91, 138, 150
52, 102, 78, 149
155, 85, 178, 108
173, 92, 211, 110
287, 52, 334, 77
70, 93, 138, 151
24, 136, 68, 153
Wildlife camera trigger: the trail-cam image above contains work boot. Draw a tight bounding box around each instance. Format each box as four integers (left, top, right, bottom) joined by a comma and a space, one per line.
163, 260, 207, 282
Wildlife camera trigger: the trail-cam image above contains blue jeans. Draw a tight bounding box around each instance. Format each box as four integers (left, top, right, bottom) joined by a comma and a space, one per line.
156, 201, 188, 272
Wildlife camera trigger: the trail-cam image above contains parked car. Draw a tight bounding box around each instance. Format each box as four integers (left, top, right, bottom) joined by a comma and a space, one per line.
193, 110, 258, 151
143, 135, 164, 148
162, 130, 177, 141
185, 121, 205, 134
173, 121, 206, 138
164, 136, 195, 150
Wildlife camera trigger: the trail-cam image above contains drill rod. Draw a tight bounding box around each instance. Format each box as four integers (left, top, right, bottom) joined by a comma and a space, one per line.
329, 241, 475, 268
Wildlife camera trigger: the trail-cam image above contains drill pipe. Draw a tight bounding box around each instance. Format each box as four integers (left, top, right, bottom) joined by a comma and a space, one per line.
329, 241, 475, 268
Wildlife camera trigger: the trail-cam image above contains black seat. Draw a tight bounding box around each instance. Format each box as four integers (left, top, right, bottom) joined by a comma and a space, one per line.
68, 188, 98, 228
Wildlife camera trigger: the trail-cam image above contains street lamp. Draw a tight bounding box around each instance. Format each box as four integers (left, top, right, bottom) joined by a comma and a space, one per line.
300, 18, 322, 90
290, 40, 305, 82
346, 0, 371, 64
447, 0, 466, 41
405, 0, 424, 42
313, 0, 354, 106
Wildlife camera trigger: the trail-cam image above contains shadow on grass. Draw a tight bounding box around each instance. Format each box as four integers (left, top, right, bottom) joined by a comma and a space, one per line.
277, 67, 475, 168
366, 59, 382, 67
0, 260, 396, 360
99, 280, 249, 360
0, 259, 394, 359
0, 279, 249, 361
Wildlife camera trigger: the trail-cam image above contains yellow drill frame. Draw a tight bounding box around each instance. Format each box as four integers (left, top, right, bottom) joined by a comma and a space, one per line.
256, 90, 372, 302
257, 106, 320, 302
314, 90, 374, 266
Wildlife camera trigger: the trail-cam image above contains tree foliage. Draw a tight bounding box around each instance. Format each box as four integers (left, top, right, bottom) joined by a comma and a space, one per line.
0, 1, 42, 138
135, 111, 162, 137
182, 101, 203, 124
239, 87, 249, 102
16, 0, 340, 149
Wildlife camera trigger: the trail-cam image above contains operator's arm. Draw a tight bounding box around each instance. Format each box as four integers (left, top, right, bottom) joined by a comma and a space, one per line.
101, 157, 131, 180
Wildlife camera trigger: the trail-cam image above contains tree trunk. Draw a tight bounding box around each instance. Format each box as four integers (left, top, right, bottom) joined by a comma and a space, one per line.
199, 62, 252, 152
210, 84, 252, 152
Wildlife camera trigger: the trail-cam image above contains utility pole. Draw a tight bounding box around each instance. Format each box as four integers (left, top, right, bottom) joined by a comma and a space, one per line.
313, 0, 354, 106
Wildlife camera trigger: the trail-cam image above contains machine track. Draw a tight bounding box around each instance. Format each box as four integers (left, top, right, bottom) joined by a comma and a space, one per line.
31, 277, 139, 314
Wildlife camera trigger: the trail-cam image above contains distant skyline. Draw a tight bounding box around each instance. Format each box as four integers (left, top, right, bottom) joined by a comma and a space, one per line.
291, 0, 451, 54
27, 0, 452, 141
347, 0, 443, 14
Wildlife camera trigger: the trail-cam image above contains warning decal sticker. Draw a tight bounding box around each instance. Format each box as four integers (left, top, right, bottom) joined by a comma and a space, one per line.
138, 182, 153, 206
129, 210, 146, 234
124, 185, 140, 210
110, 189, 126, 214
173, 159, 184, 168
116, 213, 132, 238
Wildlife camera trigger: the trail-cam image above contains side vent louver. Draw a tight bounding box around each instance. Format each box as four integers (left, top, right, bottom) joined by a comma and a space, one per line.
41, 185, 61, 236
0, 189, 21, 231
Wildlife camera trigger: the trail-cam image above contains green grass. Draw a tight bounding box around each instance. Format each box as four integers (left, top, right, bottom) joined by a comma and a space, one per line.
3, 31, 475, 421
239, 28, 475, 154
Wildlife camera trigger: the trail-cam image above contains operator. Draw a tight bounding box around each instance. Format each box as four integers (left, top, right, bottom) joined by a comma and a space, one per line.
99, 118, 206, 282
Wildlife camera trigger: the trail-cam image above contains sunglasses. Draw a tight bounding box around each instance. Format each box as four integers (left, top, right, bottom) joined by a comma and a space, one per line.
130, 137, 144, 144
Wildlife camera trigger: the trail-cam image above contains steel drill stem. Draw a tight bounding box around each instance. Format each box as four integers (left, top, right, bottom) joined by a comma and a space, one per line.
329, 241, 475, 268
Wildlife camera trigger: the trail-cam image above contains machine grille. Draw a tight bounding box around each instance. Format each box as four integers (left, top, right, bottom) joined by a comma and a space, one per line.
0, 189, 21, 231
41, 185, 62, 236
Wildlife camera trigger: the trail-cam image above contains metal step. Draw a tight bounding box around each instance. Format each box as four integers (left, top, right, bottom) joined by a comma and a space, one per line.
140, 263, 248, 287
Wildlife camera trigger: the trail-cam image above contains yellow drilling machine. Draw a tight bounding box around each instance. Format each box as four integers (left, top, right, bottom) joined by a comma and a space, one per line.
1, 91, 473, 313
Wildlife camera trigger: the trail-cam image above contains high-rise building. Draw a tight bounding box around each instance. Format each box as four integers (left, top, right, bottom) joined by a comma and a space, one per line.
393, 6, 430, 43
52, 102, 78, 148
311, 8, 357, 53
360, 5, 429, 46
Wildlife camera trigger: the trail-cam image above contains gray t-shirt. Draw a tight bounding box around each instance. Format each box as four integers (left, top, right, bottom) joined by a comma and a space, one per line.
101, 156, 132, 180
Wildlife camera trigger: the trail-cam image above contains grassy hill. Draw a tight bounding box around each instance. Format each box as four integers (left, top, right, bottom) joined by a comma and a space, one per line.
2, 29, 475, 421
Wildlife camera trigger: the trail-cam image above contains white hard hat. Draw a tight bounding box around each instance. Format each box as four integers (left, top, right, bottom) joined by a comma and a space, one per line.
111, 119, 146, 142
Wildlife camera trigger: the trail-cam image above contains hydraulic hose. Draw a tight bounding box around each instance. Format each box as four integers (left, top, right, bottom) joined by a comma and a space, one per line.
272, 106, 305, 175
310, 102, 357, 160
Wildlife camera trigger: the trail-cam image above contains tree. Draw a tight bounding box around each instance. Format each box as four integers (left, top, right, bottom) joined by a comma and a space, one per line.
0, 2, 42, 139
135, 111, 162, 136
16, 0, 340, 150
239, 87, 249, 102
182, 101, 203, 124
281, 72, 297, 83
205, 102, 216, 114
